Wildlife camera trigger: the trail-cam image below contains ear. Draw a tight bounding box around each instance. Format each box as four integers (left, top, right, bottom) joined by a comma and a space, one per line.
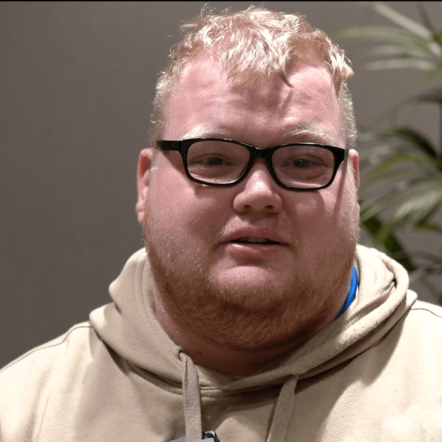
348, 149, 360, 189
135, 148, 155, 226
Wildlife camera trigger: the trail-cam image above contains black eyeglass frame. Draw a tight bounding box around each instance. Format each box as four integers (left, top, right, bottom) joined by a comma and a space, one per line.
156, 138, 348, 191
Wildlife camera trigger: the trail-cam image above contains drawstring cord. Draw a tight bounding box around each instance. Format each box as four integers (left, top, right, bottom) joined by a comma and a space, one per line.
266, 375, 299, 442
179, 350, 298, 442
179, 351, 203, 442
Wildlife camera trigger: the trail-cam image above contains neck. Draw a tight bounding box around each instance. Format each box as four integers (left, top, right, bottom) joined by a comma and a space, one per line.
152, 291, 343, 377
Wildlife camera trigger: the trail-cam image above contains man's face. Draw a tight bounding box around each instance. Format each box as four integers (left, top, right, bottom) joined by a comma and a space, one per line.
138, 56, 360, 351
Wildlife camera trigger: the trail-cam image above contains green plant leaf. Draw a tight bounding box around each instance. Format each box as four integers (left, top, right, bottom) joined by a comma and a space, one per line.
365, 2, 432, 39
366, 58, 436, 71
360, 193, 402, 220
364, 154, 440, 181
338, 2, 442, 303
362, 3, 442, 58
435, 29, 442, 44
367, 44, 435, 59
334, 3, 442, 63
417, 2, 437, 36
389, 183, 442, 223
403, 88, 442, 106
363, 170, 442, 199
372, 126, 438, 157
362, 172, 422, 193
413, 219, 442, 233
335, 26, 428, 45
361, 216, 416, 271
363, 182, 442, 245
421, 62, 442, 83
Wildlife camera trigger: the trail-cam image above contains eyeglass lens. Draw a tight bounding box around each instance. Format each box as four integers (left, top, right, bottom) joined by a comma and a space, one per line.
186, 140, 335, 188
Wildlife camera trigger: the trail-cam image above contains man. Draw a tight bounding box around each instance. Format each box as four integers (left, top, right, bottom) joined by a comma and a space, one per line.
1, 6, 441, 442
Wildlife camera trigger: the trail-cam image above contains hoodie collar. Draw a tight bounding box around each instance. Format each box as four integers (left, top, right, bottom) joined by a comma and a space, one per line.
90, 245, 416, 391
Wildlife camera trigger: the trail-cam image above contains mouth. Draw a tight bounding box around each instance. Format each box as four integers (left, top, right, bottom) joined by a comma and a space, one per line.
230, 237, 280, 245
223, 231, 287, 259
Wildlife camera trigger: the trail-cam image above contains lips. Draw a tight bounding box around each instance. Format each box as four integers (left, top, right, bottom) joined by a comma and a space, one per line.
233, 237, 280, 245
222, 229, 287, 259
223, 228, 287, 246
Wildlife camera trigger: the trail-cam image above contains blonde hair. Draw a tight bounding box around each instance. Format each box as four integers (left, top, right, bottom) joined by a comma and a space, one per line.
150, 6, 356, 149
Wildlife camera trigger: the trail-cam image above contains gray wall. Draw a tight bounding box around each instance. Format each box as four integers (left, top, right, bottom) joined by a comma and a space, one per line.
1, 2, 441, 368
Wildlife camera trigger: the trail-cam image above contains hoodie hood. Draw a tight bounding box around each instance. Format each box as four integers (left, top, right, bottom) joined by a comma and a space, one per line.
89, 245, 416, 441
90, 245, 416, 388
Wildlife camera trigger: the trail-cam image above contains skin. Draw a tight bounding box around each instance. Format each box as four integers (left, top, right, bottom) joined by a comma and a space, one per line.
136, 55, 360, 376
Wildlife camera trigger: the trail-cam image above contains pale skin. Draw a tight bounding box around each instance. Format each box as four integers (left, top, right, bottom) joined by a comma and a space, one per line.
136, 56, 360, 376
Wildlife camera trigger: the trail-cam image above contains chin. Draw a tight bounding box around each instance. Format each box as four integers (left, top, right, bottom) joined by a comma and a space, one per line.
143, 205, 359, 351
207, 270, 296, 313
215, 264, 282, 282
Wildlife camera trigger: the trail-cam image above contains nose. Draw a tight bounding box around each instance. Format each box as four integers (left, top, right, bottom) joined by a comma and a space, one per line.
233, 160, 283, 214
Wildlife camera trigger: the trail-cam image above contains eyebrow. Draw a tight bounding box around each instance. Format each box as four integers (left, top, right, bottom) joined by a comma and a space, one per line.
180, 125, 230, 140
180, 123, 340, 147
282, 124, 340, 146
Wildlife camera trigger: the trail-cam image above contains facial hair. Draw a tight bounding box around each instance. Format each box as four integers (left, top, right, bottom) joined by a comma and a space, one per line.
143, 192, 360, 353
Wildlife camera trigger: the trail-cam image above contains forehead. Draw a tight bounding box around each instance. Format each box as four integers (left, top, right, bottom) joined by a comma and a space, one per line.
162, 55, 343, 147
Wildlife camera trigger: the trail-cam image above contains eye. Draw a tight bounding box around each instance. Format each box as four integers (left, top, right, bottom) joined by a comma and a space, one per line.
284, 156, 325, 169
293, 158, 314, 168
196, 156, 230, 166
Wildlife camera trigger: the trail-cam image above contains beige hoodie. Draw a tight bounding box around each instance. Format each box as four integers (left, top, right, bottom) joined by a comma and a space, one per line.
1, 246, 442, 441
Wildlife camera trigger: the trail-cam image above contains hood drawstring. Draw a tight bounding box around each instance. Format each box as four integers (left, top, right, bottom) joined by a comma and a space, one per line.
180, 351, 203, 442
266, 375, 299, 442
179, 351, 299, 442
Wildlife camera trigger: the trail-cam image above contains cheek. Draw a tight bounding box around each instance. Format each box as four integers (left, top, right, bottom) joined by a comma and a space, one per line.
147, 160, 189, 233
327, 173, 359, 229
283, 192, 329, 224
285, 175, 356, 232
148, 159, 233, 237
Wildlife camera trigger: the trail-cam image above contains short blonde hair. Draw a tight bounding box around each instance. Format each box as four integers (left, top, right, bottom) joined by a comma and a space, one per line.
150, 6, 356, 149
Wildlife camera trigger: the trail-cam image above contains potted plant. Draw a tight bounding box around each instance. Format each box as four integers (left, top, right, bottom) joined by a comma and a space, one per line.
336, 2, 442, 304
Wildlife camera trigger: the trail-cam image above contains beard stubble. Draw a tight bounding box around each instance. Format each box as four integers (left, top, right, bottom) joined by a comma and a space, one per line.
143, 200, 359, 353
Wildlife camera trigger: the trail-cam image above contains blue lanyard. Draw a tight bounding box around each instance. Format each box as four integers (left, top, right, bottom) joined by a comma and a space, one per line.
336, 266, 358, 318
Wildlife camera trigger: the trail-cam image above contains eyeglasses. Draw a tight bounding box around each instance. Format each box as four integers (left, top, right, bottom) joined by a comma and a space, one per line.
156, 138, 348, 191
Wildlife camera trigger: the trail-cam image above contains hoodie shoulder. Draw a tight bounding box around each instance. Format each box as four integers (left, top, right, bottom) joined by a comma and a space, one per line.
1, 322, 95, 374
0, 323, 103, 439
406, 298, 442, 335
410, 299, 442, 317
